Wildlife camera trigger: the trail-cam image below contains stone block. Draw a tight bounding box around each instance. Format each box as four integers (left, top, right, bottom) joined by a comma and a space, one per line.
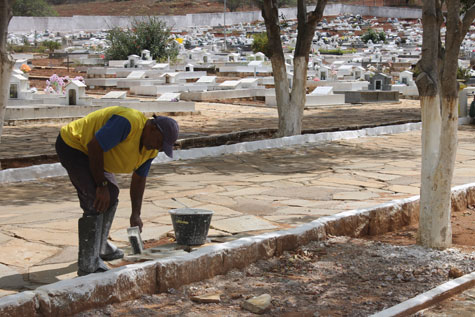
368, 206, 394, 236
222, 241, 260, 271
256, 237, 277, 259
326, 213, 370, 237
466, 186, 475, 206
399, 199, 420, 225
0, 292, 38, 317
275, 232, 299, 256
36, 263, 157, 316
451, 189, 468, 212
294, 223, 327, 246
156, 251, 224, 292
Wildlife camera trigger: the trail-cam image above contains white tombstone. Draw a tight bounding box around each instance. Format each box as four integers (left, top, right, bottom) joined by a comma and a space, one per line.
310, 86, 333, 96
127, 54, 140, 68
196, 76, 217, 84
399, 70, 415, 86
109, 60, 128, 68
185, 63, 195, 72
137, 60, 155, 69
219, 80, 242, 90
255, 52, 266, 61
157, 92, 181, 101
316, 65, 330, 81
284, 53, 293, 66
141, 49, 151, 61
239, 78, 259, 88
337, 65, 354, 79
152, 63, 170, 71
65, 80, 86, 105
127, 70, 147, 79
101, 91, 127, 99
9, 73, 29, 99
161, 72, 180, 84
228, 52, 240, 62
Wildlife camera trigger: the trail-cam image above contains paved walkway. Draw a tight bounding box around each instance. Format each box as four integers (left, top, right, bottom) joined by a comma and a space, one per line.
1, 121, 475, 298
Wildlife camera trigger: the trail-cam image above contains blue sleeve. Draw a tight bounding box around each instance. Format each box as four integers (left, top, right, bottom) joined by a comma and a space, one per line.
135, 159, 153, 177
95, 115, 131, 152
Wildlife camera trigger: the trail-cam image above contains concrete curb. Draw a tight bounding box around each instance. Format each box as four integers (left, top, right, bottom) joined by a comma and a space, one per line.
371, 272, 475, 317
1, 182, 474, 316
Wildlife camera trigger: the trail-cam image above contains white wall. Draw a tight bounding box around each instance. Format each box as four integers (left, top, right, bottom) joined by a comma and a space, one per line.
8, 5, 422, 33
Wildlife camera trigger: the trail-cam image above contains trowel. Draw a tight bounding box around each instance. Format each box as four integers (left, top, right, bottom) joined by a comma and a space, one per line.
127, 226, 144, 254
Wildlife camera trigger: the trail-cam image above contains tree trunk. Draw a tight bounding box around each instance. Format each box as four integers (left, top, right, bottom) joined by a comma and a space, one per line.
417, 96, 456, 248
416, 0, 474, 249
284, 56, 307, 135
273, 54, 291, 136
261, 0, 326, 137
0, 0, 14, 141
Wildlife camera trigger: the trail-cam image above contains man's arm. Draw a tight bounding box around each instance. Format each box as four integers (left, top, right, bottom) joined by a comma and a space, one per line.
87, 136, 110, 212
130, 171, 146, 232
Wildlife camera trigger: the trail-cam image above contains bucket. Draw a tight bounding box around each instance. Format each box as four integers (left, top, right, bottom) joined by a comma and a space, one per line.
169, 208, 213, 245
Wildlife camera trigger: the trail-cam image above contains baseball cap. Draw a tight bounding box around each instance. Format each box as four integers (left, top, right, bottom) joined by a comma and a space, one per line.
152, 115, 179, 158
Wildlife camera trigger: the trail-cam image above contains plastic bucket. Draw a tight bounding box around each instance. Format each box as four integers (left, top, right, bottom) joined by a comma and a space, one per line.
169, 208, 213, 245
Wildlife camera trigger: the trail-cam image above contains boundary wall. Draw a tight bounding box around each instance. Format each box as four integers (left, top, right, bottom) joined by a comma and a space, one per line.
8, 4, 421, 34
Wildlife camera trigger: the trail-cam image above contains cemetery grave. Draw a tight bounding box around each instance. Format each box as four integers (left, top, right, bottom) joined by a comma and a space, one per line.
2, 4, 475, 316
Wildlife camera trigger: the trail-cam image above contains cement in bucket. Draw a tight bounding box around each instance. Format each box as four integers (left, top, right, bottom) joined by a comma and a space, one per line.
169, 208, 213, 246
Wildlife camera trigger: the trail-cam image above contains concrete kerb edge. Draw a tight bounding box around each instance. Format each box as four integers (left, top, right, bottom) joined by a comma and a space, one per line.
2, 183, 475, 316
370, 272, 475, 317
0, 121, 425, 184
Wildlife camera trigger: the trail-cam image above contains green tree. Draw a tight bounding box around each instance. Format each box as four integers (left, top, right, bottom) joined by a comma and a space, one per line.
105, 17, 178, 62
226, 0, 241, 12
13, 0, 57, 16
457, 66, 471, 81
361, 28, 385, 44
251, 32, 272, 58
253, 0, 297, 7
42, 40, 61, 52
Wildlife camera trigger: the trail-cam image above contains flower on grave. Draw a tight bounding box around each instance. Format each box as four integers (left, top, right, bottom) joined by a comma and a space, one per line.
44, 74, 66, 94
20, 64, 31, 73
74, 76, 85, 83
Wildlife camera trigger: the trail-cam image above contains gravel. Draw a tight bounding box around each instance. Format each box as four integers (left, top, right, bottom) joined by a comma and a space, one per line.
76, 236, 475, 316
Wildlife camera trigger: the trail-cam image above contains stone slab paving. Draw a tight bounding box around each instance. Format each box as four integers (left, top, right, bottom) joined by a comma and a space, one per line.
1, 123, 475, 299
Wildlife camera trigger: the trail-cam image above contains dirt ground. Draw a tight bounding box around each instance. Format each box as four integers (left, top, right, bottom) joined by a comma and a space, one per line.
27, 58, 85, 91
51, 0, 404, 17
75, 207, 475, 316
53, 0, 258, 17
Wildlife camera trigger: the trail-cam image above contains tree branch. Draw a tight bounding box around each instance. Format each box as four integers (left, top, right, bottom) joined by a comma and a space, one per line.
308, 0, 328, 25
461, 4, 475, 38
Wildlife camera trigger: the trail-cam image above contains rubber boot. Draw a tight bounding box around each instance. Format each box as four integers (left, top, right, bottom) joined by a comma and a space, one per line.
77, 214, 109, 276
100, 201, 124, 261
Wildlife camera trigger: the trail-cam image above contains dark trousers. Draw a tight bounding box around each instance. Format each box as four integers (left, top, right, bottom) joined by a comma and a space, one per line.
55, 134, 119, 215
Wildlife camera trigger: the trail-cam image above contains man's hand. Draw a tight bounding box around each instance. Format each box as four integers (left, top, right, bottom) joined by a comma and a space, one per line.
130, 214, 143, 232
130, 172, 146, 233
93, 186, 110, 213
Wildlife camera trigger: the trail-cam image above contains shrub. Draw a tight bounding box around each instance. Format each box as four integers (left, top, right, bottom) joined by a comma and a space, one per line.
13, 0, 58, 16
42, 40, 61, 52
105, 17, 178, 62
361, 28, 386, 44
251, 32, 272, 58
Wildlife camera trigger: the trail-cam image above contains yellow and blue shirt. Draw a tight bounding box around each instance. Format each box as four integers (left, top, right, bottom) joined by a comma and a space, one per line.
60, 106, 157, 176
